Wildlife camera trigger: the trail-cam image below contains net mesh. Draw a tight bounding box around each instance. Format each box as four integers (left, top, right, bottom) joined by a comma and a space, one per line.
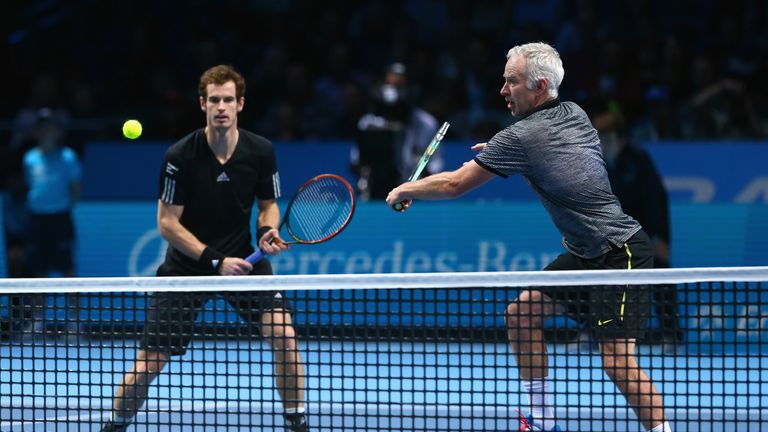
1, 267, 766, 431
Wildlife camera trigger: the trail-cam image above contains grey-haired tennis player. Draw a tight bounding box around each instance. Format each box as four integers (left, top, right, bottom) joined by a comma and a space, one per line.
102, 65, 308, 432
386, 42, 671, 432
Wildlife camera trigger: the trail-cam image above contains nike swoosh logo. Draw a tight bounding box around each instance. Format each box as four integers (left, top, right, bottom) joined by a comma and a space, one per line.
597, 319, 614, 326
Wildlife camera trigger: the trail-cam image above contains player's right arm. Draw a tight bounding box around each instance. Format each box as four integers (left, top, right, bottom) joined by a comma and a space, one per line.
157, 201, 252, 275
386, 159, 494, 206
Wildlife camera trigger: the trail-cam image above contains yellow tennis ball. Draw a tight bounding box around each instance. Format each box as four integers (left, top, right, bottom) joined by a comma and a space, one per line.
122, 119, 143, 139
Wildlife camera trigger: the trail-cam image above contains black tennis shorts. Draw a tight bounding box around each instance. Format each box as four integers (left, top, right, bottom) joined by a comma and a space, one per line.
542, 230, 654, 340
140, 258, 291, 356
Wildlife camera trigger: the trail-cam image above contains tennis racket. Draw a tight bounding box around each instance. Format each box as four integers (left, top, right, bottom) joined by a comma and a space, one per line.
392, 121, 450, 212
246, 174, 356, 264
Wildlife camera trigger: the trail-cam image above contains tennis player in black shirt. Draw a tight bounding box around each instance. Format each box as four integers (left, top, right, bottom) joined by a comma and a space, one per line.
102, 65, 308, 432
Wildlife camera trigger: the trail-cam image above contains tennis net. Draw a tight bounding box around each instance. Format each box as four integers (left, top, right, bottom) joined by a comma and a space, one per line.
1, 267, 767, 431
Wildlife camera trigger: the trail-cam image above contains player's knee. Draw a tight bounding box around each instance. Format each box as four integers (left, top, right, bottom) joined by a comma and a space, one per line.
505, 302, 539, 330
138, 351, 170, 376
505, 303, 521, 327
263, 323, 297, 348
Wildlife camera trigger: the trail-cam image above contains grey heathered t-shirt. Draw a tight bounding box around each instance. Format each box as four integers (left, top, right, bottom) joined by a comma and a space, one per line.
474, 99, 641, 258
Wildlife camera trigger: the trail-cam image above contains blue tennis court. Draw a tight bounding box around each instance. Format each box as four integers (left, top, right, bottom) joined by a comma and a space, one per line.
2, 339, 766, 431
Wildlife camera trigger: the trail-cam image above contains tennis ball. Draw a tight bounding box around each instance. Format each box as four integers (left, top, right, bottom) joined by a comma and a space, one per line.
122, 119, 143, 139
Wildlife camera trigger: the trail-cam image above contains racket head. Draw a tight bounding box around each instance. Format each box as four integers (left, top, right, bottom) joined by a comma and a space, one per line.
282, 174, 356, 244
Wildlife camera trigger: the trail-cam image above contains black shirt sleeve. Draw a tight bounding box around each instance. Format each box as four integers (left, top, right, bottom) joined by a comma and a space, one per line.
256, 144, 280, 200
158, 148, 186, 205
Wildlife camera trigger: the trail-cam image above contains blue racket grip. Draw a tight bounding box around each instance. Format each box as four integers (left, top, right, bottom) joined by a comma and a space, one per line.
246, 249, 266, 264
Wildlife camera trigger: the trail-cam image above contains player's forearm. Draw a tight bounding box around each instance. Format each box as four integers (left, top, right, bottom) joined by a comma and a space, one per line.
157, 216, 207, 260
257, 200, 281, 229
400, 171, 466, 201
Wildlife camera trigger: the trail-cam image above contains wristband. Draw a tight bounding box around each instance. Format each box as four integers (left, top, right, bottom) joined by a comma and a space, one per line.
199, 247, 225, 273
256, 226, 273, 243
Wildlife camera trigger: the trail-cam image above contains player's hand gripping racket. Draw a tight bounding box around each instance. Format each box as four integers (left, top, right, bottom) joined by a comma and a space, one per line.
246, 174, 356, 264
392, 121, 450, 212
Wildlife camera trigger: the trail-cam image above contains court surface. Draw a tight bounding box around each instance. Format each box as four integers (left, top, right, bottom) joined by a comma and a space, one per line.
1, 339, 766, 431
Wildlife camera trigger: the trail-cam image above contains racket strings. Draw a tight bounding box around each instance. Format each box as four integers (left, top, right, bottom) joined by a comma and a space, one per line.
287, 177, 353, 242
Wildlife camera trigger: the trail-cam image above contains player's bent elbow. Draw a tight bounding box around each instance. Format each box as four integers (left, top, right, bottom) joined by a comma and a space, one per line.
157, 218, 179, 241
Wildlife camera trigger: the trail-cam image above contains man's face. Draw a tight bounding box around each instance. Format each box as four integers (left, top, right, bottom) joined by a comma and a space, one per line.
500, 55, 538, 117
200, 81, 243, 130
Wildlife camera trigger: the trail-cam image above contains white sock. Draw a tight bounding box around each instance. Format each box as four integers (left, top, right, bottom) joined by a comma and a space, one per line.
649, 422, 672, 432
522, 378, 556, 429
110, 412, 133, 425
285, 406, 305, 415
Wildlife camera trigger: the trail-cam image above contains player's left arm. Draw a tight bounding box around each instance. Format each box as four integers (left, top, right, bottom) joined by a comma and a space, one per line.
386, 159, 495, 206
256, 198, 288, 255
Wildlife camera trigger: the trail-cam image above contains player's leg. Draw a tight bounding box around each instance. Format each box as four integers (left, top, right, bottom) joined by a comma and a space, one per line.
595, 288, 670, 432
104, 290, 202, 431
506, 289, 562, 431
239, 259, 308, 431
106, 349, 171, 429
510, 252, 587, 430
505, 289, 560, 379
260, 304, 308, 431
599, 338, 669, 431
596, 231, 671, 431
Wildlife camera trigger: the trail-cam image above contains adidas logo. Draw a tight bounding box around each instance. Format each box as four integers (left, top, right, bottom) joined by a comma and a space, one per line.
216, 171, 230, 182
211, 259, 220, 269
274, 292, 283, 299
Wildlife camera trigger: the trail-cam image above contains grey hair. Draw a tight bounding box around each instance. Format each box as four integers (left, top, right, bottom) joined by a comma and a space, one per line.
506, 42, 564, 98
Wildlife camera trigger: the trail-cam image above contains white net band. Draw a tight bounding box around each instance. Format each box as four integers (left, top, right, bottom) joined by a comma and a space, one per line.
1, 266, 767, 293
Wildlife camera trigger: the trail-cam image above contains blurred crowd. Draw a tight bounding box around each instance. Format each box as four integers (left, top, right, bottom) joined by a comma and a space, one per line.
2, 0, 766, 150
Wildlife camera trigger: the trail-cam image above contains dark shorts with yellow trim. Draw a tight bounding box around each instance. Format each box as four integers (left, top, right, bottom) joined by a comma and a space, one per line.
542, 230, 653, 340
140, 258, 291, 356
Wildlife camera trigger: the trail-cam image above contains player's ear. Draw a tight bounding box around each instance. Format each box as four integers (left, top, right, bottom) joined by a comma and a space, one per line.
537, 78, 548, 94
237, 97, 245, 112
199, 96, 206, 112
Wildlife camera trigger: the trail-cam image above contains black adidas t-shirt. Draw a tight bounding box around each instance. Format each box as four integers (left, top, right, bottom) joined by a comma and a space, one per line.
157, 128, 281, 274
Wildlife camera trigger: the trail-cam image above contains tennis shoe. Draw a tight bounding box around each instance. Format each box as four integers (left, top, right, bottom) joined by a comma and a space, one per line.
518, 412, 562, 431
285, 412, 309, 432
101, 423, 129, 432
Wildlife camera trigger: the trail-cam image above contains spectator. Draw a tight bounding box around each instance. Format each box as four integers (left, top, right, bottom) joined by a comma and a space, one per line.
20, 108, 82, 338
680, 57, 764, 139
351, 63, 441, 199
4, 2, 766, 142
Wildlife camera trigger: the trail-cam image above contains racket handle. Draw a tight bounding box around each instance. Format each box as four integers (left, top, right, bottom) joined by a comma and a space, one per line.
392, 200, 410, 212
245, 249, 266, 264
